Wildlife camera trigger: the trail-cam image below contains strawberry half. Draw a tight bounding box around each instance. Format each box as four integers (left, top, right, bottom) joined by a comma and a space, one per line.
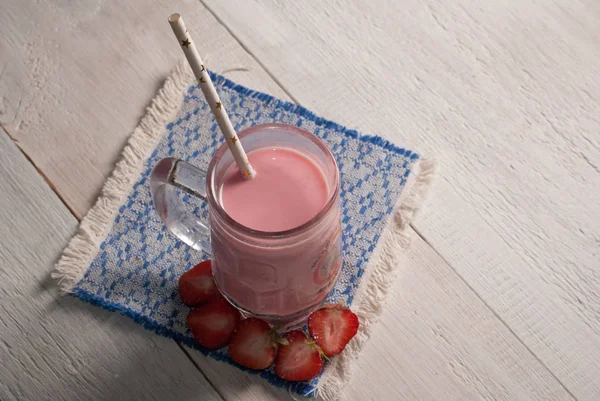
229, 318, 286, 370
274, 330, 323, 381
187, 295, 241, 349
308, 305, 359, 357
179, 260, 219, 306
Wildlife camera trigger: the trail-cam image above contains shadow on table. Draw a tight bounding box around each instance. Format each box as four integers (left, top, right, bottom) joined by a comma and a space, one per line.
178, 343, 296, 401
42, 272, 295, 401
34, 276, 214, 401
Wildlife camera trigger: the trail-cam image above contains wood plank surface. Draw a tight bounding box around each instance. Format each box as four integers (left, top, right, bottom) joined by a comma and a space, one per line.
0, 0, 596, 400
144, 6, 577, 400
0, 129, 223, 401
201, 1, 600, 399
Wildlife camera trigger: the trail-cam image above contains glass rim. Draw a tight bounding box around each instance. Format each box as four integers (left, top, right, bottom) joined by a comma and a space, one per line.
206, 123, 340, 239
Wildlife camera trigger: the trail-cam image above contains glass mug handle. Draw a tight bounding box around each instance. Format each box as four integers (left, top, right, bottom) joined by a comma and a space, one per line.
149, 158, 211, 255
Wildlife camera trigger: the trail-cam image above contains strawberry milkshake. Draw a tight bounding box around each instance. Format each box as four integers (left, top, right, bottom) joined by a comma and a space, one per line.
151, 123, 342, 325
207, 125, 342, 324
219, 147, 328, 232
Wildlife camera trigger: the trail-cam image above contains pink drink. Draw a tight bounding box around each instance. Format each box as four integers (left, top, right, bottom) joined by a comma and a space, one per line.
210, 144, 342, 321
152, 123, 343, 324
220, 148, 329, 232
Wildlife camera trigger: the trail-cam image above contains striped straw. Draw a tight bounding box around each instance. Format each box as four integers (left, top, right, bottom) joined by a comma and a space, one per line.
168, 13, 256, 179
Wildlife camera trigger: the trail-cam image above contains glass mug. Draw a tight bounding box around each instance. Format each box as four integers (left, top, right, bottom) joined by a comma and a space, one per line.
150, 123, 342, 326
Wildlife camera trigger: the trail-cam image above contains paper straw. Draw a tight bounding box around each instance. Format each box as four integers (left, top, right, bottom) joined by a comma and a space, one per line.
168, 13, 256, 179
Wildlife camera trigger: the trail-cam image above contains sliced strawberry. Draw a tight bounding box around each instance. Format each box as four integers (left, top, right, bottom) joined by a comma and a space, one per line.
307, 305, 359, 356
179, 260, 219, 306
274, 330, 323, 381
187, 295, 241, 349
229, 318, 285, 370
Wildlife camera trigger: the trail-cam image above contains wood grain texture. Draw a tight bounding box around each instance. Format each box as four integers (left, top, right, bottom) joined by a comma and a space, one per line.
0, 0, 288, 219
157, 9, 577, 400
1, 0, 596, 400
202, 0, 600, 399
0, 129, 222, 401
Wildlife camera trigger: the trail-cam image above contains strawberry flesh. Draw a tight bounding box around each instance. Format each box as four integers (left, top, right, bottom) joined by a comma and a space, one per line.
229, 318, 280, 370
187, 295, 241, 349
179, 260, 219, 306
308, 305, 359, 357
274, 330, 323, 381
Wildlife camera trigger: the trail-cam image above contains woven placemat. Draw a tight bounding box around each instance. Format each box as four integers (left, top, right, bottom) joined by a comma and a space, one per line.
53, 61, 435, 400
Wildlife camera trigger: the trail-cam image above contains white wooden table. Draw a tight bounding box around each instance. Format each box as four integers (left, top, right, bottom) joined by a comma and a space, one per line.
2, 1, 599, 400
